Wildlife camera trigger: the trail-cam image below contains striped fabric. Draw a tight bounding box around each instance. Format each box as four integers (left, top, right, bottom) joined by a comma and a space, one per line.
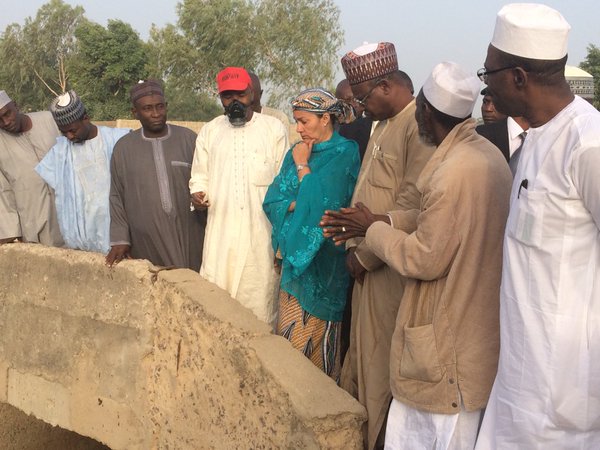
277, 291, 341, 382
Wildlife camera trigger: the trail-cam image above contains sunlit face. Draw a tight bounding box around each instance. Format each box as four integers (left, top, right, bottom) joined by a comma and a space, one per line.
481, 94, 507, 124
58, 118, 91, 143
350, 79, 385, 120
0, 102, 21, 134
293, 110, 331, 143
133, 94, 168, 134
482, 45, 520, 118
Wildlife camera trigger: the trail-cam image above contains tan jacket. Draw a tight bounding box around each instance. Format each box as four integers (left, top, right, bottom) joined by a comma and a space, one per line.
365, 119, 512, 414
341, 100, 434, 449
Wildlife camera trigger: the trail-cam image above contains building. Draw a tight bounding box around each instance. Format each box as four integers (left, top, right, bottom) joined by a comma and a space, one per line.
565, 65, 594, 103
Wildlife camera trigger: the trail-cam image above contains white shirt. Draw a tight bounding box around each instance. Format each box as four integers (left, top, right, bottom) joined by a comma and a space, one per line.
506, 116, 527, 157
476, 96, 600, 449
189, 113, 288, 325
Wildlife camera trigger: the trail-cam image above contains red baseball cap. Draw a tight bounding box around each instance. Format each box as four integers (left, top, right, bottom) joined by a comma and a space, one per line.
216, 67, 251, 93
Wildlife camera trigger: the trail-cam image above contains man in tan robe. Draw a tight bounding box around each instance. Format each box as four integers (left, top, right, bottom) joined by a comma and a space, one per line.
324, 61, 511, 448
324, 42, 434, 449
0, 90, 63, 246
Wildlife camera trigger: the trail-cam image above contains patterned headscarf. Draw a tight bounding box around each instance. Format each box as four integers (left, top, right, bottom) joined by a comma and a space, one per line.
291, 88, 354, 124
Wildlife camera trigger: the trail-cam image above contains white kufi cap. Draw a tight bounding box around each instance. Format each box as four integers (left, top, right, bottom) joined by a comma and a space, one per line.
0, 90, 12, 109
491, 3, 570, 60
422, 62, 480, 119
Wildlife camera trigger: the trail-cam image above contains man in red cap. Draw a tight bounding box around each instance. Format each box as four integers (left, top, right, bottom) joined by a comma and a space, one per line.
190, 67, 288, 327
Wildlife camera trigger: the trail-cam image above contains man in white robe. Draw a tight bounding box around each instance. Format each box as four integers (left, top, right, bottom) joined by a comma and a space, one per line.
36, 91, 129, 253
476, 4, 600, 448
0, 90, 63, 246
190, 67, 288, 326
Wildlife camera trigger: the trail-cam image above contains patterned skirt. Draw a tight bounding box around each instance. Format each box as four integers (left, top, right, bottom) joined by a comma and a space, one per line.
277, 290, 341, 382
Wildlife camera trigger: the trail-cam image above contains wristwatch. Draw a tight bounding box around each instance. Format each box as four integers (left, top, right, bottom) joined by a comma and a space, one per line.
296, 163, 309, 171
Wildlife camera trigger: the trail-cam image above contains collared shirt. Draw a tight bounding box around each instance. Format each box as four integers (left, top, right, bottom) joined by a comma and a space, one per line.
506, 116, 526, 157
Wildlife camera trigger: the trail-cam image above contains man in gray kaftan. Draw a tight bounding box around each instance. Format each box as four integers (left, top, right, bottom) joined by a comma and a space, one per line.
106, 80, 205, 270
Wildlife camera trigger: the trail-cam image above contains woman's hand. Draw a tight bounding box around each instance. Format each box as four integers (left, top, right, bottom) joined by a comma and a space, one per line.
292, 140, 315, 165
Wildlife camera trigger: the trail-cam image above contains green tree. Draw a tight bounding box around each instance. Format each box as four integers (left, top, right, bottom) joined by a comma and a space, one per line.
148, 0, 343, 116
579, 44, 600, 109
147, 24, 221, 121
0, 0, 86, 111
70, 20, 149, 120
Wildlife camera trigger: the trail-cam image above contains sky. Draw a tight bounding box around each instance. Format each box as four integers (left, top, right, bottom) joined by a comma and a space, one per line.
1, 0, 598, 113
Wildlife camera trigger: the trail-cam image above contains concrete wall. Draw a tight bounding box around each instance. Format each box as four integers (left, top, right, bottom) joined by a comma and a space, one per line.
0, 245, 365, 449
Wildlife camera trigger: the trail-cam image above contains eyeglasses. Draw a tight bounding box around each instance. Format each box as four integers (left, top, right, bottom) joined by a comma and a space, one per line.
477, 65, 518, 83
354, 79, 384, 107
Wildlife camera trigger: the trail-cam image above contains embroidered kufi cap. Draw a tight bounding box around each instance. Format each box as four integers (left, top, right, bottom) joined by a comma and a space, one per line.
50, 90, 86, 126
491, 3, 570, 60
216, 67, 251, 93
0, 90, 11, 109
422, 62, 480, 119
130, 79, 164, 104
341, 42, 398, 86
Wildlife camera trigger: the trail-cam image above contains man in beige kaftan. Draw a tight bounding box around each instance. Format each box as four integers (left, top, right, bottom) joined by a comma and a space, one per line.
333, 42, 434, 448
0, 90, 63, 246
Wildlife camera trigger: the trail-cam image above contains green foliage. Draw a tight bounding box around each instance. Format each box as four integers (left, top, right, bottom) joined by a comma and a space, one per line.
70, 20, 149, 120
579, 44, 600, 109
148, 0, 344, 111
0, 0, 86, 111
1, 0, 343, 120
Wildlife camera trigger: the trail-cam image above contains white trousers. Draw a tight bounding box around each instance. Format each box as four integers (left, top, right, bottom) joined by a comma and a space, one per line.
385, 398, 482, 450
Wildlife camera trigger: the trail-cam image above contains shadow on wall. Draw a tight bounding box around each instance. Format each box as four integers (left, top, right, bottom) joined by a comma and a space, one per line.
0, 244, 365, 450
0, 403, 109, 450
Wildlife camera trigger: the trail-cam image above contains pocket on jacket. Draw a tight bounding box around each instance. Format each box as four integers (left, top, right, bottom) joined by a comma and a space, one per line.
400, 323, 443, 383
367, 148, 396, 189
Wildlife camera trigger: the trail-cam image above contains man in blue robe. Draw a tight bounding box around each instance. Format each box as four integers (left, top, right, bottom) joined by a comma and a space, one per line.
36, 91, 129, 253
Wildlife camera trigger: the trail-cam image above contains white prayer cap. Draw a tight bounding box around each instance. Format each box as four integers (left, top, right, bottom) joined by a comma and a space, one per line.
491, 3, 570, 60
422, 62, 480, 119
0, 90, 12, 109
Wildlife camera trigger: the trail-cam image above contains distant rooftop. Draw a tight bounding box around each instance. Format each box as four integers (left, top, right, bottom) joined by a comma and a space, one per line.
565, 65, 593, 78
565, 65, 594, 99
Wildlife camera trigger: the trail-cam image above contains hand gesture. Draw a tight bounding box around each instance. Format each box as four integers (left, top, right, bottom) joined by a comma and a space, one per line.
292, 140, 315, 164
191, 191, 210, 210
320, 202, 378, 245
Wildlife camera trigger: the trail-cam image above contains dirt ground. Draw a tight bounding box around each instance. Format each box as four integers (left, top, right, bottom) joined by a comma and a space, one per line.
0, 403, 110, 450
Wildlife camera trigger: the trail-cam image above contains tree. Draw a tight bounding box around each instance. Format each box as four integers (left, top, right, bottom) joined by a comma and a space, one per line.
148, 0, 343, 115
70, 20, 149, 120
579, 44, 600, 109
147, 24, 222, 121
0, 0, 86, 111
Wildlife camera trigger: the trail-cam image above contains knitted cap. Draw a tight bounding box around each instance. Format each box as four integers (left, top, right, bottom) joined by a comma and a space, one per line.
130, 79, 164, 104
50, 90, 86, 126
341, 42, 398, 86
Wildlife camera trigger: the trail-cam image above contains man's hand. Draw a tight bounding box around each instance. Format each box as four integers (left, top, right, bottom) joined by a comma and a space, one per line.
346, 247, 367, 284
320, 202, 382, 245
105, 244, 132, 267
191, 191, 210, 210
0, 236, 21, 245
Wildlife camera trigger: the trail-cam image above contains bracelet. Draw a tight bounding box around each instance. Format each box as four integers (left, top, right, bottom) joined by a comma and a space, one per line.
296, 163, 309, 171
